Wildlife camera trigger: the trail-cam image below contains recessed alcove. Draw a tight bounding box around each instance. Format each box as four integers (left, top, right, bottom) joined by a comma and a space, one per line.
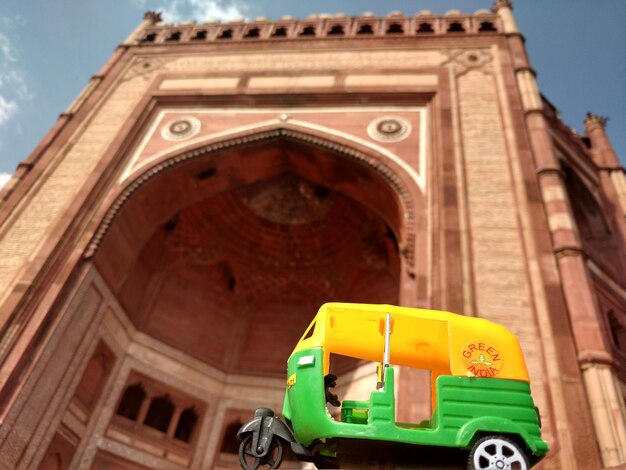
94, 137, 403, 378
87, 134, 411, 465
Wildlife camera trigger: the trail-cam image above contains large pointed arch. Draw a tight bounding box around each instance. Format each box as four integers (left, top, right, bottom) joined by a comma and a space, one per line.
81, 123, 428, 377
85, 125, 422, 272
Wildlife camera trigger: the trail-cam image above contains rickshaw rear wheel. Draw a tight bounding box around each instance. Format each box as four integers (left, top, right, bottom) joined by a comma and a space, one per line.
238, 434, 284, 470
468, 435, 529, 470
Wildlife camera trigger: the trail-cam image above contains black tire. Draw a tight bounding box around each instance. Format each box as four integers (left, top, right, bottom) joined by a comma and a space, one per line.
238, 434, 284, 470
467, 435, 529, 470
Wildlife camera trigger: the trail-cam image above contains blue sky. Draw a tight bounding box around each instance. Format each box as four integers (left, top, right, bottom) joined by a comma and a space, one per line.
0, 0, 624, 186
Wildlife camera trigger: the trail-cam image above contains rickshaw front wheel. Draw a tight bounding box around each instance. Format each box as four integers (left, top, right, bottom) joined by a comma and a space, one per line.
238, 434, 284, 470
468, 435, 529, 470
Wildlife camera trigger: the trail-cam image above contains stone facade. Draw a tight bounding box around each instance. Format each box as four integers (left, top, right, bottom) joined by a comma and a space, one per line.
0, 3, 625, 469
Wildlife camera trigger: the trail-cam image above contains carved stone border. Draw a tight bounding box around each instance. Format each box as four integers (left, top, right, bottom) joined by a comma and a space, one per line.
84, 128, 416, 263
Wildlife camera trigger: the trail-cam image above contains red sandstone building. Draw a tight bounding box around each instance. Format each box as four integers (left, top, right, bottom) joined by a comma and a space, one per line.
0, 2, 625, 468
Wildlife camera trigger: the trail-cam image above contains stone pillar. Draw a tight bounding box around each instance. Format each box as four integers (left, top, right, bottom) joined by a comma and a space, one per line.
585, 113, 621, 169
167, 407, 183, 439
611, 169, 626, 218
584, 113, 626, 231
581, 354, 626, 466
492, 0, 518, 33
494, 1, 626, 467
135, 394, 152, 430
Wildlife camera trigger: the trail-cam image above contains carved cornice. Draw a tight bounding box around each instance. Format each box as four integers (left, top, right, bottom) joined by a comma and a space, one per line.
554, 245, 585, 260
535, 166, 564, 178
524, 107, 547, 119
514, 65, 536, 76
84, 128, 416, 263
579, 350, 618, 369
134, 11, 502, 46
598, 165, 625, 173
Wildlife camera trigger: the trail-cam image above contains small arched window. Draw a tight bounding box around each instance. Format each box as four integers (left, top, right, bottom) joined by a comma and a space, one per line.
272, 26, 287, 37
328, 25, 345, 36
192, 30, 207, 40
299, 26, 316, 36
609, 311, 626, 352
116, 383, 146, 421
417, 22, 434, 33
386, 23, 404, 34
166, 31, 182, 41
142, 33, 157, 43
217, 29, 233, 39
243, 28, 260, 38
174, 406, 198, 442
144, 394, 175, 432
478, 21, 497, 32
357, 24, 374, 35
562, 165, 611, 241
447, 22, 465, 33
221, 419, 244, 454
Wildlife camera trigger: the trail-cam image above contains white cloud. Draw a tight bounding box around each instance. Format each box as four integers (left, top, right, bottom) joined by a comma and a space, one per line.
0, 95, 18, 126
129, 0, 147, 7
160, 0, 184, 23
0, 70, 31, 100
0, 172, 11, 189
159, 0, 246, 24
0, 20, 30, 131
189, 0, 245, 22
0, 32, 17, 63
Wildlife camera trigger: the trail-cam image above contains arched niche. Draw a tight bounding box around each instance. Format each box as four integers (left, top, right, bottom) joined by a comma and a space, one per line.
88, 129, 422, 375
562, 165, 611, 242
561, 163, 626, 277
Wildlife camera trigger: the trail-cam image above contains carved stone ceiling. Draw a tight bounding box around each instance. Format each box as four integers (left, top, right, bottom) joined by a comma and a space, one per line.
117, 172, 400, 375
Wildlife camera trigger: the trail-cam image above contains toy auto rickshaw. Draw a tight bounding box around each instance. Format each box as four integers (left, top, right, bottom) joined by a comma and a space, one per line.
238, 303, 548, 469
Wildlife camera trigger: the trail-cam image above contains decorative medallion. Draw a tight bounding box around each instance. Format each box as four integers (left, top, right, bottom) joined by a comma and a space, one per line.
161, 116, 201, 141
367, 116, 411, 142
462, 340, 502, 377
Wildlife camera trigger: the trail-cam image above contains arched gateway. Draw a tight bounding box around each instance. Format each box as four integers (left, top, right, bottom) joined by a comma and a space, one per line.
1, 119, 428, 468
81, 127, 423, 468
1, 6, 626, 470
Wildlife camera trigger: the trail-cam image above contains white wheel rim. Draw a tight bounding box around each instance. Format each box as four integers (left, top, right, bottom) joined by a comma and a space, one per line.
472, 438, 527, 470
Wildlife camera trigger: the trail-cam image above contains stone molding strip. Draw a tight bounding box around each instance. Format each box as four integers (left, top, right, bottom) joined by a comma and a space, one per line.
554, 246, 586, 259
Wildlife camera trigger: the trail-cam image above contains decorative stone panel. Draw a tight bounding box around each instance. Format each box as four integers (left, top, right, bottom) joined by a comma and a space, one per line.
456, 68, 549, 429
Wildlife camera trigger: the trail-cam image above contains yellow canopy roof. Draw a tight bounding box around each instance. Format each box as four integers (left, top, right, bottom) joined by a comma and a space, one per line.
293, 303, 529, 382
